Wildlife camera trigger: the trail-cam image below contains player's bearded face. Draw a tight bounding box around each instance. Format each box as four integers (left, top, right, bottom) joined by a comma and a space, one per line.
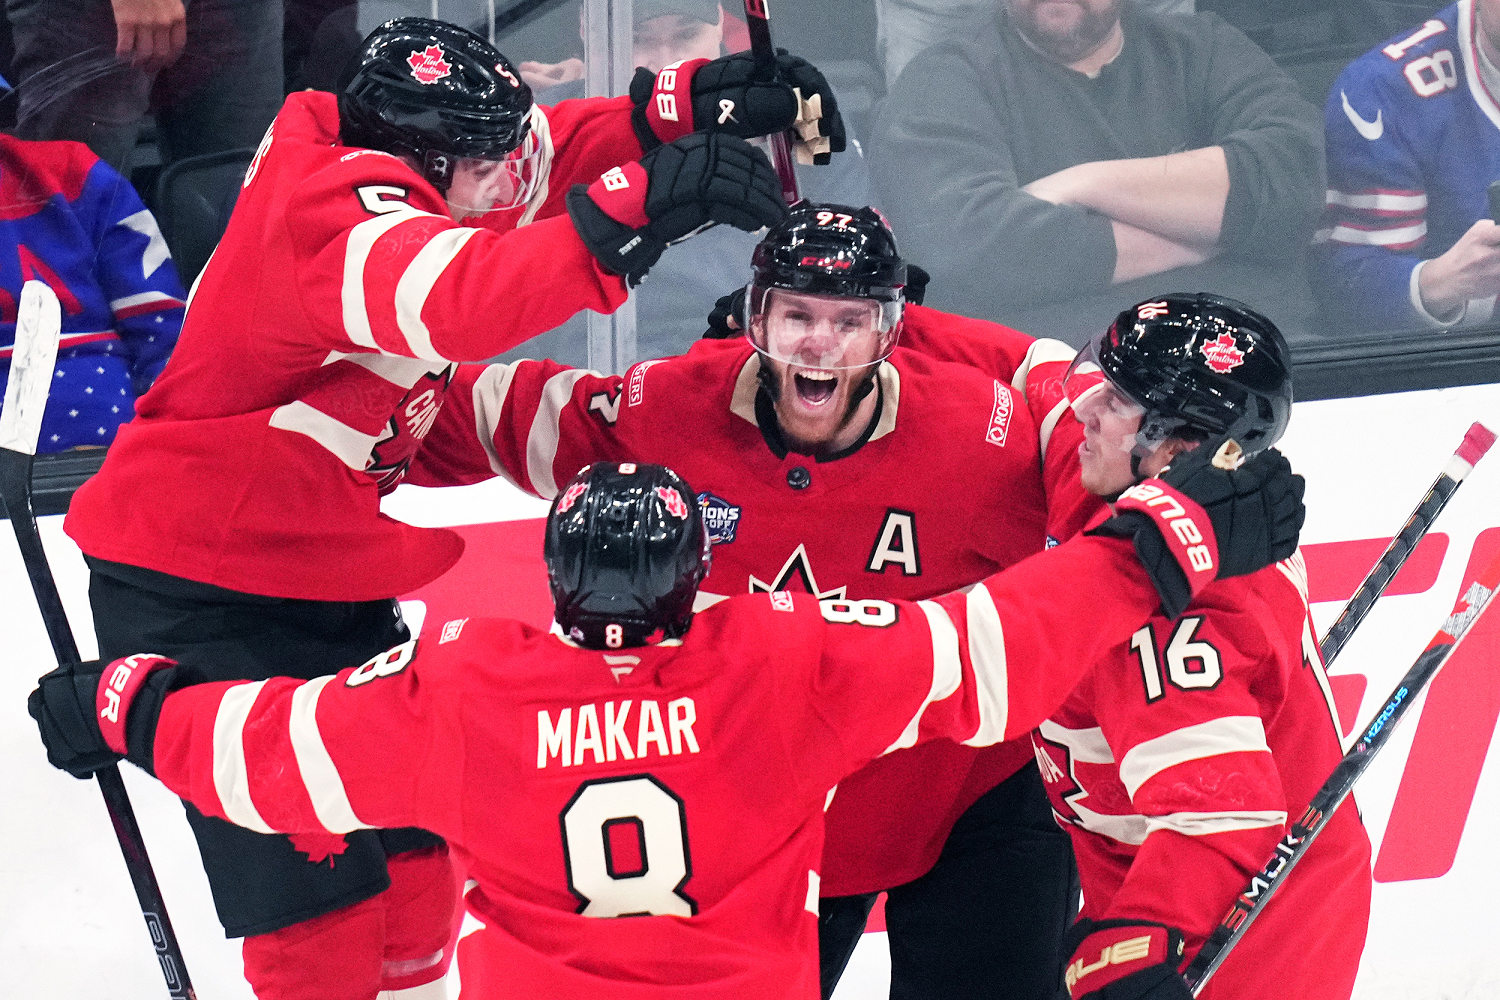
754, 289, 893, 452
1008, 0, 1121, 63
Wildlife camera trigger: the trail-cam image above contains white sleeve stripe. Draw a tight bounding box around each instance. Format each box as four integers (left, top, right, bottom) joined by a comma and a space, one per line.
1325, 189, 1427, 211
212, 681, 276, 834
110, 290, 181, 311
958, 584, 1009, 746
1118, 716, 1271, 798
1037, 398, 1069, 460
1143, 810, 1287, 838
342, 208, 432, 350
526, 369, 592, 497
288, 676, 369, 833
394, 227, 479, 361
1315, 220, 1426, 247
1038, 719, 1113, 763
268, 400, 380, 471
473, 362, 525, 483
881, 601, 964, 754
326, 350, 451, 388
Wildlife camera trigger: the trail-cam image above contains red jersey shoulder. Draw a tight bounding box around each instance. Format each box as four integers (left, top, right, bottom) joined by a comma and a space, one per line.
887, 349, 1039, 462
618, 339, 756, 415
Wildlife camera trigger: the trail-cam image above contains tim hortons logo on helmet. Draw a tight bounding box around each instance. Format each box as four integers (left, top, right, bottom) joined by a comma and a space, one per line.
1118, 483, 1215, 575
407, 45, 453, 84
558, 481, 588, 512
1200, 332, 1246, 373
655, 486, 690, 519
1137, 300, 1170, 320
697, 492, 742, 544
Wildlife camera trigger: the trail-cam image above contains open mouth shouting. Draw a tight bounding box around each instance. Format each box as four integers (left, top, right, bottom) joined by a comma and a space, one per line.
793, 368, 839, 407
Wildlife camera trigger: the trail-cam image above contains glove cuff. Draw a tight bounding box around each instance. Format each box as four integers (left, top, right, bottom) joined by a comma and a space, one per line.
1113, 479, 1219, 597
96, 653, 176, 756
566, 183, 664, 283
1065, 920, 1184, 998
638, 57, 709, 146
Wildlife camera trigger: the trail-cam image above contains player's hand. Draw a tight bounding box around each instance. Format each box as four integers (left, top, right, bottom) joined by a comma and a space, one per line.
630, 50, 846, 164
568, 133, 786, 284
518, 57, 584, 91
110, 0, 187, 73
1090, 443, 1305, 617
1416, 219, 1500, 322
704, 286, 747, 339
1063, 919, 1191, 1000
28, 654, 180, 777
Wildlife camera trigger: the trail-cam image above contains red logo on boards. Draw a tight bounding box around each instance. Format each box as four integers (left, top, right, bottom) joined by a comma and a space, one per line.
1200, 332, 1245, 373
557, 482, 588, 512
655, 486, 689, 519
407, 45, 453, 84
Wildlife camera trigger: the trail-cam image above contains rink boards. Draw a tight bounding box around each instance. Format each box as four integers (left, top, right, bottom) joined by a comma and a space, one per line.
5, 382, 1500, 999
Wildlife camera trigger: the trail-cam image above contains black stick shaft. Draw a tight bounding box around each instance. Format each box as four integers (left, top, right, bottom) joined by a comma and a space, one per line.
2, 448, 197, 1000
1183, 551, 1500, 994
741, 0, 801, 204
1318, 476, 1460, 666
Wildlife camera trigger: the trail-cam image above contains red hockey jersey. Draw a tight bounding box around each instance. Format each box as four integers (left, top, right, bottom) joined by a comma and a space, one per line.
147, 534, 1165, 999
65, 90, 641, 600
1031, 553, 1372, 1000
412, 337, 1099, 892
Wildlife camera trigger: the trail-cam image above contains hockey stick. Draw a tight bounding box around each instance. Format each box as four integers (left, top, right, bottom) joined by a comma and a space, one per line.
0, 281, 197, 1000
1181, 543, 1500, 995
740, 0, 801, 205
1318, 422, 1496, 667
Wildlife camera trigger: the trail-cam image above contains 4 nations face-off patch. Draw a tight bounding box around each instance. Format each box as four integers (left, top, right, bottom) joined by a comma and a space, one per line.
697, 492, 742, 544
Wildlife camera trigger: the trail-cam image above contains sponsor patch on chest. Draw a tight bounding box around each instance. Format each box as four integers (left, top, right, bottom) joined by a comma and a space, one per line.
986, 379, 1012, 447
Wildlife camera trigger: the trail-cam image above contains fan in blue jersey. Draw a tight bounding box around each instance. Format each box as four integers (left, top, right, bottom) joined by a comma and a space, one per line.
1313, 0, 1500, 332
0, 83, 185, 451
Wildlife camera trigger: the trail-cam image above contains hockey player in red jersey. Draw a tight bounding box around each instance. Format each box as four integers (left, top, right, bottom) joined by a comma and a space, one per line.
56, 16, 845, 1000
32, 455, 1305, 999
1040, 294, 1372, 1000
410, 203, 1099, 998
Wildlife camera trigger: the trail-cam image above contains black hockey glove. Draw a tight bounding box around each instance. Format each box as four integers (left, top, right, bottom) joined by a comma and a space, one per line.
905, 263, 931, 306
28, 654, 182, 777
630, 49, 846, 164
1063, 919, 1191, 1000
704, 286, 747, 339
568, 132, 786, 284
1090, 444, 1305, 618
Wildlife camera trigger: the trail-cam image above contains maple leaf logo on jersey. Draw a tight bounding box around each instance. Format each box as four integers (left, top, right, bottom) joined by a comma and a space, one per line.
407, 45, 453, 84
558, 481, 588, 513
1200, 332, 1245, 374
655, 486, 689, 519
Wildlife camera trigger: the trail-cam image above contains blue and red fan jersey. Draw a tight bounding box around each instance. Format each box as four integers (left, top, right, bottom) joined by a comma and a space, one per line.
1313, 1, 1500, 330
0, 134, 184, 450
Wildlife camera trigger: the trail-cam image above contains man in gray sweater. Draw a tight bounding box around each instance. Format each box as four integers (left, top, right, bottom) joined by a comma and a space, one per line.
871, 0, 1324, 345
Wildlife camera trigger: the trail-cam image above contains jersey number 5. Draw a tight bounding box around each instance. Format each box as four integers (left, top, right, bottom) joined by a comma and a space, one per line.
1129, 616, 1223, 703
561, 775, 697, 917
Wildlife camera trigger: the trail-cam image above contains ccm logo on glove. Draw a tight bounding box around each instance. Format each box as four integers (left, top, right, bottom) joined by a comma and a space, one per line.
1116, 482, 1216, 576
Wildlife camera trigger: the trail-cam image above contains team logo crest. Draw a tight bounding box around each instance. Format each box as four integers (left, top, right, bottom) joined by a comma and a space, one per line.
1200, 332, 1246, 374
697, 492, 742, 544
655, 486, 689, 519
408, 45, 453, 84
557, 481, 588, 512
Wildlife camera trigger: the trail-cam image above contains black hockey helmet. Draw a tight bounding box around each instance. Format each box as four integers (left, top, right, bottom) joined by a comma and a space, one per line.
1067, 292, 1293, 456
338, 17, 535, 196
746, 202, 907, 368
544, 462, 712, 649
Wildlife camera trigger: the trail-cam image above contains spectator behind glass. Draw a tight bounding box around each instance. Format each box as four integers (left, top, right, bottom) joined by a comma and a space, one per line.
872, 0, 1325, 346
1314, 0, 1500, 333
3, 0, 282, 172
504, 0, 873, 368
0, 76, 184, 452
874, 0, 1195, 88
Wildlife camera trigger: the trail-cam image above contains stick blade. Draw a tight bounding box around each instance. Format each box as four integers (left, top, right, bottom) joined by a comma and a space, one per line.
0, 280, 63, 455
